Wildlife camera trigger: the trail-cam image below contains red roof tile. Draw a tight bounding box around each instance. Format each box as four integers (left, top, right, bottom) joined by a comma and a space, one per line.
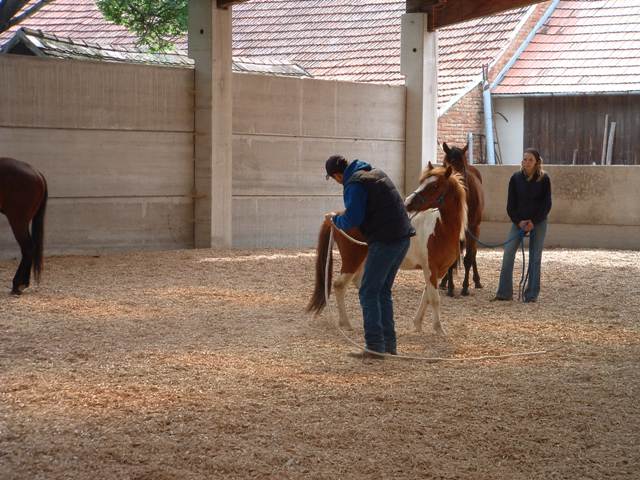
493, 0, 640, 95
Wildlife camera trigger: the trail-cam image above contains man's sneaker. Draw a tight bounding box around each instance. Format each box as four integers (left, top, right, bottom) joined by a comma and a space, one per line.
491, 295, 512, 302
347, 350, 385, 360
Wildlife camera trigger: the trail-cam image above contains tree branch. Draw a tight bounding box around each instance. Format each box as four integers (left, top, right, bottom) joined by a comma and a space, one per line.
0, 0, 51, 33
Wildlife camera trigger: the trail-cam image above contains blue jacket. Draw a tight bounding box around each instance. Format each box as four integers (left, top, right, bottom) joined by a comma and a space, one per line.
333, 160, 370, 232
334, 160, 414, 244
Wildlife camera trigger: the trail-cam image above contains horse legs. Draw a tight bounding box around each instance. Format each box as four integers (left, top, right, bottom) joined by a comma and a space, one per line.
439, 267, 455, 297
8, 218, 34, 295
461, 255, 472, 296
462, 231, 482, 295
428, 283, 446, 336
333, 272, 356, 330
413, 287, 429, 333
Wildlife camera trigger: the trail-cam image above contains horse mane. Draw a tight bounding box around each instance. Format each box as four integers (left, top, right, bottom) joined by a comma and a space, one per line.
418, 165, 468, 241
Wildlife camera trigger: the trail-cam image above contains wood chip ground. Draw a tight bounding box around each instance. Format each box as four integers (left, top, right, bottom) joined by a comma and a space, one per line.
1, 248, 638, 479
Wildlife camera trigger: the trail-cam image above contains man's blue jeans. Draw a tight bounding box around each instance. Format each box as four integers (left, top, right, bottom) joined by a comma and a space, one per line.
359, 237, 410, 353
495, 220, 548, 301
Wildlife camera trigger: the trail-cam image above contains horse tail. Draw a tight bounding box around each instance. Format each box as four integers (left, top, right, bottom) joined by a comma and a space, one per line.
306, 221, 333, 315
31, 175, 48, 284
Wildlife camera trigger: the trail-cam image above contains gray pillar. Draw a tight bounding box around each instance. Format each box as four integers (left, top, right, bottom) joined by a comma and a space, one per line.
401, 13, 438, 194
188, 1, 232, 248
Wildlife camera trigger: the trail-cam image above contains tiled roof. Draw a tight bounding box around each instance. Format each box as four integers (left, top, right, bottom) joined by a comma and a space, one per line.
437, 6, 532, 110
493, 0, 640, 95
2, 27, 312, 77
232, 1, 533, 110
2, 27, 193, 67
0, 0, 139, 47
1, 0, 532, 109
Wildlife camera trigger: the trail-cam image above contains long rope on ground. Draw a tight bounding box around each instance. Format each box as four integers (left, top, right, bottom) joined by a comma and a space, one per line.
325, 225, 550, 362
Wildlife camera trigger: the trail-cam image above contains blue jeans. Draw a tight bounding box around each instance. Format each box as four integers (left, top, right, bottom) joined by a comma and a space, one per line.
359, 237, 410, 353
495, 220, 547, 301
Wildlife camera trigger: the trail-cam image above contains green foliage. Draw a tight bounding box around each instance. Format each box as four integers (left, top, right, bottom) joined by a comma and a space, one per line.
97, 0, 187, 52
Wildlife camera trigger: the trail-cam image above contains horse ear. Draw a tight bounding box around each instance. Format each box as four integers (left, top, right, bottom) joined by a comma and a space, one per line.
445, 165, 453, 177
463, 143, 469, 154
427, 161, 434, 170
443, 142, 451, 154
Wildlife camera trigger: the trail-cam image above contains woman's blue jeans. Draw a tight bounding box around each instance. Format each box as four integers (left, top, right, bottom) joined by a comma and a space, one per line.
495, 220, 547, 301
358, 237, 410, 353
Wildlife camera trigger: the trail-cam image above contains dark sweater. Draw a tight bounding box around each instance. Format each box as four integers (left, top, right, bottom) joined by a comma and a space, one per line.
506, 170, 552, 225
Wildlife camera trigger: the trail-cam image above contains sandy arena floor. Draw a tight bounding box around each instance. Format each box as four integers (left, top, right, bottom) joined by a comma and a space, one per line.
0, 247, 639, 479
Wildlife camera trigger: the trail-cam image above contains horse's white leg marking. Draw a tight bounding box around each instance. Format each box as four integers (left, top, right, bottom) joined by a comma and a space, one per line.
413, 285, 429, 333
351, 266, 363, 290
334, 273, 355, 330
427, 282, 446, 336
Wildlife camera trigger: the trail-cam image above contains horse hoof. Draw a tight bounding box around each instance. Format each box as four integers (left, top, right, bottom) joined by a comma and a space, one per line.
475, 283, 483, 289
446, 291, 454, 297
434, 326, 447, 336
10, 289, 22, 296
461, 289, 469, 296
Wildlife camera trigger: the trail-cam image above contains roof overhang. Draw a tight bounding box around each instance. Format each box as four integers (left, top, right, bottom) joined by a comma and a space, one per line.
217, 1, 250, 8
406, 0, 547, 30
494, 91, 640, 98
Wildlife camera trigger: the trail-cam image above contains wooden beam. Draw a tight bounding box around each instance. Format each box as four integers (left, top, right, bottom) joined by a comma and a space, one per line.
428, 0, 547, 29
217, 0, 249, 9
406, 0, 445, 13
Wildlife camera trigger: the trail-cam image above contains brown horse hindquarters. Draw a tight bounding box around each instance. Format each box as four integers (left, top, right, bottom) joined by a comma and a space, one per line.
306, 221, 366, 315
0, 158, 48, 294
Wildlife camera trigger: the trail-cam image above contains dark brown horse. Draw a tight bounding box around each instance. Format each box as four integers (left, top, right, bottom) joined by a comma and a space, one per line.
307, 164, 467, 335
0, 157, 48, 295
439, 142, 484, 296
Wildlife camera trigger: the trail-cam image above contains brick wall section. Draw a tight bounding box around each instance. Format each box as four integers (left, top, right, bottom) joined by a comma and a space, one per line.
437, 2, 552, 161
438, 84, 484, 152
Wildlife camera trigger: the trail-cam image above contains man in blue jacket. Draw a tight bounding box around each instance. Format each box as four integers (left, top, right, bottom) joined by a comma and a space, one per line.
325, 155, 415, 359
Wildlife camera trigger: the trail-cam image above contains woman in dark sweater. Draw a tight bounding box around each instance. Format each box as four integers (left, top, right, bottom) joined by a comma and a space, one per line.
494, 148, 552, 303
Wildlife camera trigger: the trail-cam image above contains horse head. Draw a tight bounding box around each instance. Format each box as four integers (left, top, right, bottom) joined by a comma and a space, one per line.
442, 142, 469, 173
405, 162, 460, 213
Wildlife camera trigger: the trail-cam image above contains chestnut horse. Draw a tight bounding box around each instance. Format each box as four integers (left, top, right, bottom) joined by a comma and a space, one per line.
0, 158, 48, 295
439, 142, 485, 296
307, 164, 467, 335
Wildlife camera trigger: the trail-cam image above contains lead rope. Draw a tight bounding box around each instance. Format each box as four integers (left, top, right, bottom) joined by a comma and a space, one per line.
326, 223, 551, 362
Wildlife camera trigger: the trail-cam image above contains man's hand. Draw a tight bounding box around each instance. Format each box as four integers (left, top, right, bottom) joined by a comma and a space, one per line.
324, 212, 337, 225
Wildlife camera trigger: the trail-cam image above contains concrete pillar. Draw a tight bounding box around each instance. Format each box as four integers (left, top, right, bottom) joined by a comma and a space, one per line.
401, 13, 438, 194
188, 1, 232, 247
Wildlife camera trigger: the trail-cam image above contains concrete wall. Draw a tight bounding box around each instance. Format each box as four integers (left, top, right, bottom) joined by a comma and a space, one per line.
476, 165, 640, 249
0, 55, 195, 258
3, 55, 636, 255
231, 74, 406, 248
1, 57, 406, 254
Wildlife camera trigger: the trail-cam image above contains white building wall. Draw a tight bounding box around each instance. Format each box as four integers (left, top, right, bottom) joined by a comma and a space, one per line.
494, 97, 524, 165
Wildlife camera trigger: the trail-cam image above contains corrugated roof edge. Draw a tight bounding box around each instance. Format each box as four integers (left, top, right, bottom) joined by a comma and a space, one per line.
2, 28, 314, 78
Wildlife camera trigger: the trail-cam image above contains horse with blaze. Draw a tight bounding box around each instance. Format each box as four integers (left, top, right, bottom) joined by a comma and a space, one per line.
307, 163, 467, 336
0, 157, 48, 295
439, 142, 485, 296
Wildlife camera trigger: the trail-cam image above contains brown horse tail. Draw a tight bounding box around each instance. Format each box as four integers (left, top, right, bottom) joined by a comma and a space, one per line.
306, 221, 333, 315
31, 176, 48, 284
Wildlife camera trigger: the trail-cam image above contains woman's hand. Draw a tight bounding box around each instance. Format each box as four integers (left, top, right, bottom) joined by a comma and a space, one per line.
518, 220, 534, 232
